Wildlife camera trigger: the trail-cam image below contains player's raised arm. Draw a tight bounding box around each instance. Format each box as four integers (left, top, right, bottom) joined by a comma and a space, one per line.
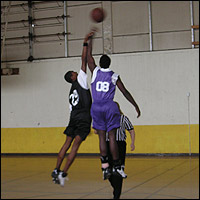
81, 32, 93, 73
87, 31, 97, 74
116, 76, 141, 118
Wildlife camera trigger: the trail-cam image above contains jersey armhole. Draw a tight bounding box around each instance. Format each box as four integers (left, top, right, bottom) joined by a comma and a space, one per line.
111, 73, 119, 85
91, 66, 100, 83
77, 69, 89, 90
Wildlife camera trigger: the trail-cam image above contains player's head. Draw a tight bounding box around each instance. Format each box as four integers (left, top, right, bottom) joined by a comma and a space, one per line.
99, 54, 111, 69
64, 71, 78, 83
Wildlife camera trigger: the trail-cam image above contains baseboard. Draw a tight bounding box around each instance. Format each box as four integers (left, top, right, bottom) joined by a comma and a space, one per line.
1, 153, 199, 157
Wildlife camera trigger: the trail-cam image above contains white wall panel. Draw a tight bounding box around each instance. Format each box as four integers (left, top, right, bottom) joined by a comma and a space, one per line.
113, 34, 150, 53
33, 8, 63, 19
67, 1, 101, 6
67, 3, 102, 40
2, 44, 29, 61
153, 31, 191, 50
33, 41, 65, 58
112, 49, 199, 126
1, 1, 198, 61
68, 38, 103, 57
5, 29, 28, 39
193, 1, 199, 25
1, 49, 199, 128
3, 13, 28, 22
151, 1, 191, 32
112, 1, 149, 36
34, 26, 64, 36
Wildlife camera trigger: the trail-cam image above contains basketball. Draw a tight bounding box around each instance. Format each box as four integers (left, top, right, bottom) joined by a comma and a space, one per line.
90, 8, 105, 23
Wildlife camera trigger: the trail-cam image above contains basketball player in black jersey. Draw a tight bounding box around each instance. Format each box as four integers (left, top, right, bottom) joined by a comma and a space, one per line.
51, 31, 94, 187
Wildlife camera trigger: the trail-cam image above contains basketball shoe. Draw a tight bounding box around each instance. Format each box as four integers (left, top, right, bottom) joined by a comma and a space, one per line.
51, 168, 60, 184
58, 171, 68, 187
102, 167, 111, 180
113, 166, 127, 178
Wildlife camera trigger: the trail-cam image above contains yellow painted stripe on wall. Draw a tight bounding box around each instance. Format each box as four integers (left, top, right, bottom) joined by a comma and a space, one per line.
1, 124, 199, 154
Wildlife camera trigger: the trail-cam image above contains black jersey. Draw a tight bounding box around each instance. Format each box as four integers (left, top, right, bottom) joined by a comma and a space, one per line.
69, 70, 92, 120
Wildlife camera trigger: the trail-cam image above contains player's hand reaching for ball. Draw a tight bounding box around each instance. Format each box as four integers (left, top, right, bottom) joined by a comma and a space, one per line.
84, 28, 98, 43
91, 27, 99, 33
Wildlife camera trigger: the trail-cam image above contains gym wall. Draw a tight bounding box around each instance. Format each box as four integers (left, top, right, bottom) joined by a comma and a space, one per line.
1, 1, 199, 154
1, 1, 199, 61
1, 49, 199, 154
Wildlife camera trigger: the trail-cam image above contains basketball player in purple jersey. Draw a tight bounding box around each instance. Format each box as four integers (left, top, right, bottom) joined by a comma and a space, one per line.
87, 30, 141, 180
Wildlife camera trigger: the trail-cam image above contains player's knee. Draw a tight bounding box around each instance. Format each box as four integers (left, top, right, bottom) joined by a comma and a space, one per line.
58, 151, 65, 159
108, 131, 116, 140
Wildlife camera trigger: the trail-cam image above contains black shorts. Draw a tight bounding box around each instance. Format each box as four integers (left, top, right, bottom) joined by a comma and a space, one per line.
64, 116, 91, 141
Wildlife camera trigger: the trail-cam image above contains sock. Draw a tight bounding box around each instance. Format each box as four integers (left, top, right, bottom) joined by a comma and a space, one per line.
100, 155, 109, 169
55, 168, 60, 172
102, 163, 109, 169
62, 172, 67, 177
113, 159, 121, 168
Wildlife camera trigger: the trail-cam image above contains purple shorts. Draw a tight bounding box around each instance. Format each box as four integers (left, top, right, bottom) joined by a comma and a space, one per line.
91, 100, 120, 132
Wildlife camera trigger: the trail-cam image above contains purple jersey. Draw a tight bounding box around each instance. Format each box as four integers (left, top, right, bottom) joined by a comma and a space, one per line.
91, 66, 120, 132
91, 66, 119, 102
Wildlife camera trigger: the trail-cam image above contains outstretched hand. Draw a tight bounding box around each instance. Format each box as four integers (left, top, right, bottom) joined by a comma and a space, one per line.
91, 27, 99, 33
84, 28, 98, 42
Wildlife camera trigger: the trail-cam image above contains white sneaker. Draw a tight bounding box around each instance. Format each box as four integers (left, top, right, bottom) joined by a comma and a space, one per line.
113, 166, 127, 178
58, 171, 68, 187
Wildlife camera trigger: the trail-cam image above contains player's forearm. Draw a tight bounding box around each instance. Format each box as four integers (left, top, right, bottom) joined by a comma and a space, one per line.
81, 44, 88, 72
124, 89, 140, 110
87, 38, 96, 72
129, 129, 135, 144
87, 38, 93, 59
82, 46, 87, 63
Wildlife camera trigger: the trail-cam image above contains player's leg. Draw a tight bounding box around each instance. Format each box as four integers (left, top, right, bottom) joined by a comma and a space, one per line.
119, 141, 127, 172
109, 141, 126, 199
106, 102, 120, 165
58, 135, 83, 186
108, 128, 121, 171
98, 129, 112, 180
56, 136, 73, 169
63, 135, 82, 173
51, 136, 73, 184
109, 175, 123, 199
106, 101, 127, 178
108, 128, 119, 161
107, 141, 122, 198
108, 130, 127, 178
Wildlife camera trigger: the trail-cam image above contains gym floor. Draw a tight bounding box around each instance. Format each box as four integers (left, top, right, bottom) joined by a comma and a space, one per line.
1, 155, 199, 199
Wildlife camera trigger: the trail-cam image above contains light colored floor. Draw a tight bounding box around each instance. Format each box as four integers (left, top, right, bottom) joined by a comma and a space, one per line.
1, 155, 199, 199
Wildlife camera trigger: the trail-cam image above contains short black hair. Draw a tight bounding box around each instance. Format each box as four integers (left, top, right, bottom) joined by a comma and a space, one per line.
64, 71, 73, 83
99, 54, 111, 69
